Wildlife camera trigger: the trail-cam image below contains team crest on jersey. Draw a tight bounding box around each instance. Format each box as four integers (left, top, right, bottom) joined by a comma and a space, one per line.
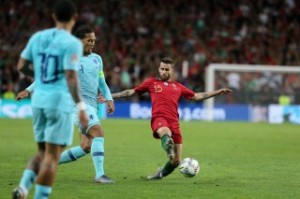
93, 59, 99, 69
71, 54, 78, 64
164, 82, 168, 86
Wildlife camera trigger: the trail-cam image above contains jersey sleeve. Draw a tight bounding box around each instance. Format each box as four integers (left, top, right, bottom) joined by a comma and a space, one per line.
20, 32, 39, 61
178, 83, 195, 100
96, 55, 105, 80
96, 54, 104, 72
26, 82, 35, 93
63, 39, 83, 71
98, 56, 113, 101
98, 76, 113, 101
134, 78, 153, 94
97, 55, 105, 80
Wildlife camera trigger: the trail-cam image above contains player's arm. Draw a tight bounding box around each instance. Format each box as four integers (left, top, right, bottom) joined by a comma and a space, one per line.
18, 58, 34, 77
16, 82, 35, 101
98, 71, 113, 101
98, 71, 115, 114
65, 70, 83, 103
100, 78, 149, 101
18, 33, 38, 77
191, 88, 232, 101
64, 40, 88, 128
112, 89, 136, 99
98, 89, 136, 102
65, 69, 88, 128
112, 78, 151, 99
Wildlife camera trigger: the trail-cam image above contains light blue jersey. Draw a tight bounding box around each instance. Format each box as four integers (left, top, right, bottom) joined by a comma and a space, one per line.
25, 53, 112, 112
25, 52, 112, 134
21, 28, 83, 113
78, 53, 112, 110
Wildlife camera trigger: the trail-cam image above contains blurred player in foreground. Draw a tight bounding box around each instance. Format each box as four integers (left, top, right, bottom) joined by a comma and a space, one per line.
16, 25, 115, 184
13, 0, 88, 198
99, 57, 232, 180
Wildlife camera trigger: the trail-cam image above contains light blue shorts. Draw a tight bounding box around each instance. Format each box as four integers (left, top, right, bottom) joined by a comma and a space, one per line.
73, 104, 100, 134
32, 108, 74, 146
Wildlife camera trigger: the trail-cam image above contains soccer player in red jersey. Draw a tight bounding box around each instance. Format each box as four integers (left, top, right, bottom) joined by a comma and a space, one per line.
109, 57, 232, 179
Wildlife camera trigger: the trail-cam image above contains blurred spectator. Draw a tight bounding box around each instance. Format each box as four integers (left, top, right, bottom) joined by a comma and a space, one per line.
2, 82, 16, 100
120, 65, 132, 89
0, 0, 299, 105
278, 93, 292, 105
107, 66, 122, 93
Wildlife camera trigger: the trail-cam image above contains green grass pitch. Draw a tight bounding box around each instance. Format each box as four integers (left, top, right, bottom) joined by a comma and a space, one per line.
1, 119, 300, 199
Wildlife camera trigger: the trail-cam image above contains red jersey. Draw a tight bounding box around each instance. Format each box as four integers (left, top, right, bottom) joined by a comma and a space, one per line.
134, 77, 195, 121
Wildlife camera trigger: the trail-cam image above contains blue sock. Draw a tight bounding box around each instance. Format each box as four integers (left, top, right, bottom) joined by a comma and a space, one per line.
19, 169, 36, 194
58, 146, 87, 164
34, 184, 52, 199
91, 137, 105, 178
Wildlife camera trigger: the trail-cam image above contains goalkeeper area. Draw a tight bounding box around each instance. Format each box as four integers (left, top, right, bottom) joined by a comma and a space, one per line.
204, 64, 300, 122
1, 119, 299, 198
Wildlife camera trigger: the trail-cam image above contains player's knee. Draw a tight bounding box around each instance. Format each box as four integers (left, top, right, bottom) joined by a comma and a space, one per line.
41, 156, 58, 170
157, 127, 172, 137
88, 125, 104, 137
44, 152, 61, 163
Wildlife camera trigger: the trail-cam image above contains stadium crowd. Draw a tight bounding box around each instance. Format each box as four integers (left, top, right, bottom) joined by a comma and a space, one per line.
1, 0, 299, 104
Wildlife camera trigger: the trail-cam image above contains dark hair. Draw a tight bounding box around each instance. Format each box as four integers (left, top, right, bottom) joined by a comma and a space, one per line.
74, 25, 94, 39
53, 0, 77, 22
161, 57, 174, 65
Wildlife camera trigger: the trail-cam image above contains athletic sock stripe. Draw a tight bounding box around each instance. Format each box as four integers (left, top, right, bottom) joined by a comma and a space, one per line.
68, 150, 76, 161
30, 176, 35, 184
92, 152, 104, 156
42, 192, 50, 197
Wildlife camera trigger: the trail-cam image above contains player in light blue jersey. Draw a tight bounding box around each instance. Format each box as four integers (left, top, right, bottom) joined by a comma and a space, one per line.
17, 25, 115, 184
13, 1, 88, 199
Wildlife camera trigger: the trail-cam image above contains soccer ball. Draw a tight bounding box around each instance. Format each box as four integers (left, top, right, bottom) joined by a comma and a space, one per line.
179, 158, 200, 177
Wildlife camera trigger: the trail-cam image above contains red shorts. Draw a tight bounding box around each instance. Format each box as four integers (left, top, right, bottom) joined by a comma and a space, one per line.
151, 117, 182, 144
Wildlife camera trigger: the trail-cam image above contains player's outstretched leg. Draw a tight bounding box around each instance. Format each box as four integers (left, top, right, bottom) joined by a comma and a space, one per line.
161, 161, 178, 177
161, 134, 175, 160
92, 137, 115, 184
147, 168, 163, 180
58, 146, 87, 164
147, 161, 178, 180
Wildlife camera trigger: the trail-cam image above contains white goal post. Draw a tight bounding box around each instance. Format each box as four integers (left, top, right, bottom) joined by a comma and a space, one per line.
204, 63, 300, 121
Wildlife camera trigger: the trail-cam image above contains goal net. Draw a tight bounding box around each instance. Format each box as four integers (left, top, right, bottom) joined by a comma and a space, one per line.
204, 64, 300, 121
